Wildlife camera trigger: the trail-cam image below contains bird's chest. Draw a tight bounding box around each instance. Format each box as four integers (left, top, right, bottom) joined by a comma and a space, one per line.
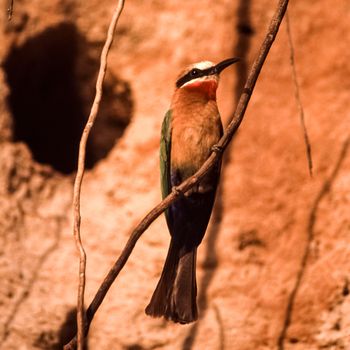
171, 104, 222, 175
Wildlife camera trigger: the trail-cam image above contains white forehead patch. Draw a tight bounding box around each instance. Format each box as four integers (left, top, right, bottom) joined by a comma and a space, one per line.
191, 61, 215, 70
176, 60, 218, 89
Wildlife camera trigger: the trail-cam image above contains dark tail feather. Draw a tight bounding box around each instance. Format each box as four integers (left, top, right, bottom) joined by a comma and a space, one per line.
145, 240, 198, 324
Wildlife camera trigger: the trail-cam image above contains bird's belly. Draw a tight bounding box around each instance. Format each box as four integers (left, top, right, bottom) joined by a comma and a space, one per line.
171, 123, 221, 178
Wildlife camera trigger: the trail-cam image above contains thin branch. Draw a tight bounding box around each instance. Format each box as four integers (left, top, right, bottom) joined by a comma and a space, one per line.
286, 11, 313, 176
71, 1, 125, 350
7, 0, 14, 20
277, 136, 350, 350
64, 0, 289, 348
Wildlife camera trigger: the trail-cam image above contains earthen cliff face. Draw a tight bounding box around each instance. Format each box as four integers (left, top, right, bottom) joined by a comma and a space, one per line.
1, 1, 349, 349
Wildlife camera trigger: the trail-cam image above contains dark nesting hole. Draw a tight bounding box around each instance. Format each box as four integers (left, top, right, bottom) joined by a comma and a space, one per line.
3, 22, 133, 174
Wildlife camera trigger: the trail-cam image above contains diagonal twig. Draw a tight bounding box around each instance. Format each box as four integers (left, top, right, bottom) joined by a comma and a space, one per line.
71, 1, 125, 349
277, 136, 350, 350
286, 11, 313, 176
64, 0, 290, 348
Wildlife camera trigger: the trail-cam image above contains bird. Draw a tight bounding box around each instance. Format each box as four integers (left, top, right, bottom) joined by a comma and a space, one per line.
145, 58, 240, 324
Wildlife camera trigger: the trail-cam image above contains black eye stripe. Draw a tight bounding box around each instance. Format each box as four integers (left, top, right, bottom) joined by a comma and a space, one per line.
190, 68, 200, 77
176, 69, 203, 88
176, 66, 215, 88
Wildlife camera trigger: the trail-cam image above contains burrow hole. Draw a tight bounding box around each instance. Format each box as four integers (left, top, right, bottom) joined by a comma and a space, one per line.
3, 22, 133, 174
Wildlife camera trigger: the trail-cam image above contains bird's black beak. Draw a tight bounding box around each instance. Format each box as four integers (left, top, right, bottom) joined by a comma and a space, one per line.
213, 57, 240, 74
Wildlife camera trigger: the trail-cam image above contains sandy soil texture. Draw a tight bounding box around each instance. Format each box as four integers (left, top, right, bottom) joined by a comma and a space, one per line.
0, 0, 350, 349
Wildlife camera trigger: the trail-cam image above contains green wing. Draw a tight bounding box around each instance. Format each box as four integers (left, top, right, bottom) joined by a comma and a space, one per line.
160, 110, 172, 201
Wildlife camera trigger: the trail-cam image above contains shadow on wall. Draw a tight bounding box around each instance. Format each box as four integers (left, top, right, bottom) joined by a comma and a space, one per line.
3, 22, 133, 174
33, 308, 89, 349
56, 308, 89, 350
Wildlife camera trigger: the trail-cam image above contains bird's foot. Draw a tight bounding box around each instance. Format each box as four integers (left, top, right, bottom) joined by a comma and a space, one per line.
211, 144, 223, 154
172, 186, 184, 197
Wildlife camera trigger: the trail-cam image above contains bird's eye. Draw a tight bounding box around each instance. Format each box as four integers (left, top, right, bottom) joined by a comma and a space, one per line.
190, 69, 200, 77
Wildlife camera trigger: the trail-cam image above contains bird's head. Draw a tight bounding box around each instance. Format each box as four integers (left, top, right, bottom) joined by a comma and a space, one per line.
175, 58, 240, 98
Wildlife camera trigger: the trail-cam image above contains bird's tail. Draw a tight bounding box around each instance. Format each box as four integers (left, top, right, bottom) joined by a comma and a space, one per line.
145, 240, 198, 324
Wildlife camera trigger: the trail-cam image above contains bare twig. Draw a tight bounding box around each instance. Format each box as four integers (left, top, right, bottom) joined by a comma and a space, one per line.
277, 136, 350, 350
71, 1, 125, 349
7, 0, 14, 20
64, 0, 289, 348
286, 11, 313, 176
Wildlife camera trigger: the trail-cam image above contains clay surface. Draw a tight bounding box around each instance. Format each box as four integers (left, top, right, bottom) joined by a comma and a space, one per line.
0, 0, 349, 349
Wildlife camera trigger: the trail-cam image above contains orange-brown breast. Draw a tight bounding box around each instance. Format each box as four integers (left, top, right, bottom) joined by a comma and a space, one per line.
170, 84, 222, 177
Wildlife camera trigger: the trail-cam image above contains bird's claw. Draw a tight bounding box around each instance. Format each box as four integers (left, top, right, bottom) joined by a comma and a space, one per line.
172, 186, 183, 197
211, 144, 223, 154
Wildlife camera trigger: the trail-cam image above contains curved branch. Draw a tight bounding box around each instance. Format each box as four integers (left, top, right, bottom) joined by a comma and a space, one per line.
286, 12, 313, 176
65, 0, 289, 348
71, 1, 125, 349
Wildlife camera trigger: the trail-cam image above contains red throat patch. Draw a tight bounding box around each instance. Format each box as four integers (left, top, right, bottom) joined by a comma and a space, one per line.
184, 79, 218, 99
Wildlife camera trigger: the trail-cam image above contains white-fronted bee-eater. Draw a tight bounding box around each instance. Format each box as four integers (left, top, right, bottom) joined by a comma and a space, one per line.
146, 58, 240, 324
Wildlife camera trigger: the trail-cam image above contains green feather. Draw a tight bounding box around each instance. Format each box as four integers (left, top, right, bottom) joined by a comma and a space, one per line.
160, 110, 172, 202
